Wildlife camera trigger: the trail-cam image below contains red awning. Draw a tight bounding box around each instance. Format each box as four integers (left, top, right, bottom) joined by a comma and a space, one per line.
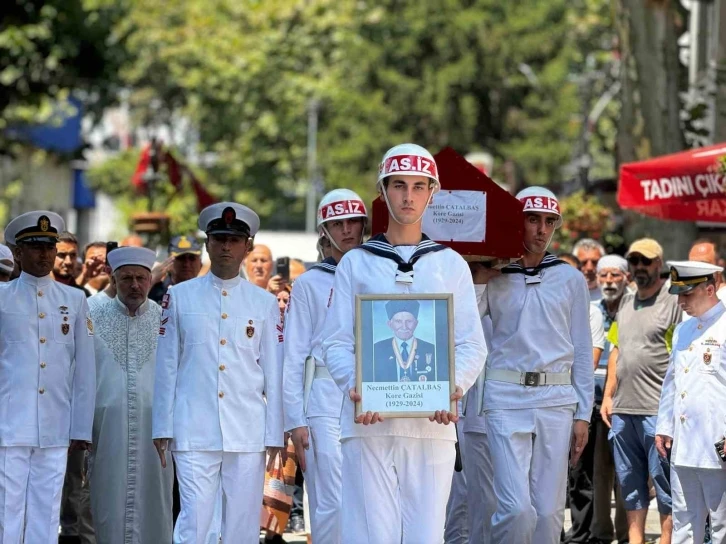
617, 143, 726, 222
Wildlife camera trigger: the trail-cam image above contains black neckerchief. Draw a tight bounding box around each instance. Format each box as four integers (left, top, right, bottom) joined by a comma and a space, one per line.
501, 253, 565, 276
310, 256, 337, 275
358, 233, 447, 283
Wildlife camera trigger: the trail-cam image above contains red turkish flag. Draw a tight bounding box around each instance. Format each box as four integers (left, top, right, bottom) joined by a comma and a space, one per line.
131, 144, 151, 191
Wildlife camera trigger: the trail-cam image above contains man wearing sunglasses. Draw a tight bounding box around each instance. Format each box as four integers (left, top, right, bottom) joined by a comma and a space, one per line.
601, 238, 680, 544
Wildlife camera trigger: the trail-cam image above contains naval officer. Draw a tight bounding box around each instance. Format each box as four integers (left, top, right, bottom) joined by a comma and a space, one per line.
152, 202, 285, 544
0, 210, 95, 543
656, 261, 726, 544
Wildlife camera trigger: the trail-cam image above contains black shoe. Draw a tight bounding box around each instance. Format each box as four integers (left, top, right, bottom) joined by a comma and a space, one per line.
264, 535, 287, 544
58, 537, 82, 544
289, 514, 305, 534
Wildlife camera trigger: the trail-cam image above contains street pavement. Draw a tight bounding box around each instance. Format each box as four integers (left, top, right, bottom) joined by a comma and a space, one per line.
262, 498, 668, 543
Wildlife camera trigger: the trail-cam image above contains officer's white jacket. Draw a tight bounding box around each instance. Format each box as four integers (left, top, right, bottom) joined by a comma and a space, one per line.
657, 301, 726, 468
322, 237, 487, 442
283, 260, 340, 431
477, 257, 594, 421
0, 272, 95, 447
152, 273, 284, 451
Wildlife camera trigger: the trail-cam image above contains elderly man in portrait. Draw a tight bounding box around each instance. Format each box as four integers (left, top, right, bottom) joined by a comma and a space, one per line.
88, 246, 173, 544
370, 299, 440, 383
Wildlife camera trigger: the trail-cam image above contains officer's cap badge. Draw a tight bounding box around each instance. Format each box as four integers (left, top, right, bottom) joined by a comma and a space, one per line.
223, 207, 236, 226
38, 215, 50, 232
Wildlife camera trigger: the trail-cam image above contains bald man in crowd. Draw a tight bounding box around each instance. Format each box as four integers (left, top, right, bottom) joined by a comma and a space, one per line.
245, 244, 274, 289
688, 239, 725, 300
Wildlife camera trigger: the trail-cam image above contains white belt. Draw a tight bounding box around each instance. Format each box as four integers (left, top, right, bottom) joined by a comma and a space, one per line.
314, 366, 333, 380
484, 367, 571, 386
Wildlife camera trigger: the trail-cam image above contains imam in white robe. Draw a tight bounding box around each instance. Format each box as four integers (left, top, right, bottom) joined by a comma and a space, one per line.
88, 296, 173, 544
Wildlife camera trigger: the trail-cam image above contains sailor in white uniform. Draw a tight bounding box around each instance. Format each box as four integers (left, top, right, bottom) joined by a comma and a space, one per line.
461, 312, 497, 544
322, 143, 488, 544
152, 202, 285, 544
0, 211, 95, 544
283, 188, 368, 544
656, 261, 726, 544
476, 187, 594, 544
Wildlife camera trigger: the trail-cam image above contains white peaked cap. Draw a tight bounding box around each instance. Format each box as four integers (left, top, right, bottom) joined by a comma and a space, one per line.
108, 247, 157, 273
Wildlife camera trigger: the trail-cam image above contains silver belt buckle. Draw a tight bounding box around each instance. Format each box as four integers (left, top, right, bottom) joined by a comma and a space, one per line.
522, 372, 540, 386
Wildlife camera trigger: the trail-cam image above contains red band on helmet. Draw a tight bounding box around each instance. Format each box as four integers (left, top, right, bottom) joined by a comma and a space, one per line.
379, 154, 438, 179
319, 200, 367, 220
520, 195, 561, 216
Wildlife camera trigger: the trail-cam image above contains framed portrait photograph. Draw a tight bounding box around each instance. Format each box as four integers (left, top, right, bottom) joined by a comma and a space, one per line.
355, 293, 455, 418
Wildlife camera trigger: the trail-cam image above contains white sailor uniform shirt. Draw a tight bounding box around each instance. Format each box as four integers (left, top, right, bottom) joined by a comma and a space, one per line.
0, 272, 96, 446
152, 273, 284, 451
322, 234, 488, 442
283, 257, 340, 431
477, 255, 594, 421
657, 301, 726, 469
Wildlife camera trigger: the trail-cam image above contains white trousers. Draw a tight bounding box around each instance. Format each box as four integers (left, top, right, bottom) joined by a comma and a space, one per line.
341, 436, 455, 544
463, 431, 496, 544
0, 446, 67, 544
485, 405, 575, 544
306, 416, 342, 544
671, 465, 726, 544
444, 420, 468, 544
173, 450, 264, 544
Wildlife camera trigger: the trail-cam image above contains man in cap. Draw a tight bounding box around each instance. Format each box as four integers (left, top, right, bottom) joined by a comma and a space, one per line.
283, 188, 368, 544
88, 246, 173, 543
656, 261, 726, 544
601, 238, 679, 544
473, 186, 593, 544
152, 202, 285, 543
322, 143, 487, 544
0, 210, 95, 543
370, 299, 439, 383
148, 235, 203, 305
0, 243, 14, 282
592, 254, 630, 544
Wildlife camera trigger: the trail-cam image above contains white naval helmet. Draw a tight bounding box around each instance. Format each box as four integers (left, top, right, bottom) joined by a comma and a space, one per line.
515, 186, 563, 228
316, 189, 368, 253
377, 143, 440, 226
377, 143, 440, 193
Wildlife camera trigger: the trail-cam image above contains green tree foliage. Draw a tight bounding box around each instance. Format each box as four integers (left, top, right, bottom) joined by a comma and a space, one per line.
89, 0, 617, 229
0, 0, 129, 149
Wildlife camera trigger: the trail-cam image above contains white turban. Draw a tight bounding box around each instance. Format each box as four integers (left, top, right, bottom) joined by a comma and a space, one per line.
597, 254, 628, 274
108, 247, 156, 273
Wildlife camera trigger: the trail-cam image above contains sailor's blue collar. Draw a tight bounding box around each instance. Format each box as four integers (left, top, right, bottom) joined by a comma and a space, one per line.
502, 253, 565, 276
358, 233, 446, 265
311, 256, 337, 275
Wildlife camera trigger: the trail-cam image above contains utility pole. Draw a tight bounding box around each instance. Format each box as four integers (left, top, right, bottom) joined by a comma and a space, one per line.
306, 99, 320, 233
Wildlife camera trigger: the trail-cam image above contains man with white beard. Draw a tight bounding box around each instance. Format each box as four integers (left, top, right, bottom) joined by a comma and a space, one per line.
592, 255, 630, 544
